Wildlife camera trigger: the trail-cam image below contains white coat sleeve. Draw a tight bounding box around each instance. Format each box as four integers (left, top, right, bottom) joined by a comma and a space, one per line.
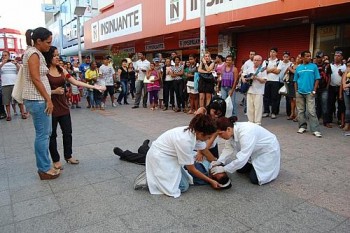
175, 138, 195, 165
224, 132, 258, 173
217, 139, 235, 165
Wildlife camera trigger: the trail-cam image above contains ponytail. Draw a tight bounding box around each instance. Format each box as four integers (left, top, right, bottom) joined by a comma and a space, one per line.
25, 29, 33, 46
25, 27, 52, 46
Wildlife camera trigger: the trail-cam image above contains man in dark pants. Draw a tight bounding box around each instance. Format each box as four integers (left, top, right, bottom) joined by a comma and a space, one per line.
162, 58, 175, 110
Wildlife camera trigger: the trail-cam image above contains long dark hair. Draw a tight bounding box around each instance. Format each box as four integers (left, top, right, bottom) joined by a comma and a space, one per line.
216, 116, 238, 131
25, 27, 52, 46
42, 46, 63, 74
186, 114, 217, 135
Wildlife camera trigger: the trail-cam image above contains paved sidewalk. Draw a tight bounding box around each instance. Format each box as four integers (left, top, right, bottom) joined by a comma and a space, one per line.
0, 96, 349, 233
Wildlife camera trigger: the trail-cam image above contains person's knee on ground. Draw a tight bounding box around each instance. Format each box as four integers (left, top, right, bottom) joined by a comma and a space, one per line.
249, 167, 259, 185
237, 162, 253, 173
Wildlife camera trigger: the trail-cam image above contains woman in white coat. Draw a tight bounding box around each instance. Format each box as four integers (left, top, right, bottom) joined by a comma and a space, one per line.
211, 117, 280, 185
146, 114, 221, 198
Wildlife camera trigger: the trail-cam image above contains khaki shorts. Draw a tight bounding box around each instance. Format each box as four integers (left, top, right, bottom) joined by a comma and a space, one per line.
1, 85, 15, 105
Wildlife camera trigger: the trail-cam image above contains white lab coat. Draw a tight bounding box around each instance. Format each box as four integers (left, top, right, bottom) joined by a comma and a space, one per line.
218, 122, 280, 185
146, 126, 199, 198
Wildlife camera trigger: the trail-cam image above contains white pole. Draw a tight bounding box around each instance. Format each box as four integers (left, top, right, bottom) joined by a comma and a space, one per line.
77, 15, 82, 64
200, 0, 206, 59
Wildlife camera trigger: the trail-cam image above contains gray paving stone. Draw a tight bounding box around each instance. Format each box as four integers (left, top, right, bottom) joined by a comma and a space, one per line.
71, 217, 131, 233
330, 219, 350, 233
0, 224, 15, 233
0, 205, 13, 227
10, 182, 52, 204
0, 177, 9, 192
91, 177, 136, 197
12, 195, 60, 222
55, 185, 101, 209
0, 190, 11, 207
8, 171, 43, 190
48, 173, 90, 193
14, 210, 70, 233
62, 200, 112, 231
119, 206, 177, 233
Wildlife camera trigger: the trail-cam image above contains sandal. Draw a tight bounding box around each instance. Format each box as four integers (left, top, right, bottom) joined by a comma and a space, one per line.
65, 158, 80, 164
21, 114, 27, 119
6, 116, 11, 121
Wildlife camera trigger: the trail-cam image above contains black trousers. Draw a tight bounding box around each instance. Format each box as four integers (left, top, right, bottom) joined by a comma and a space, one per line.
49, 113, 73, 163
263, 81, 281, 115
0, 93, 6, 115
173, 79, 185, 109
163, 81, 174, 108
325, 85, 345, 124
237, 162, 259, 185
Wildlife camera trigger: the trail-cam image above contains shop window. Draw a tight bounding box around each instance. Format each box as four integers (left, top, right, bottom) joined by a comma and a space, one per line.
0, 38, 4, 49
314, 23, 350, 60
7, 38, 15, 49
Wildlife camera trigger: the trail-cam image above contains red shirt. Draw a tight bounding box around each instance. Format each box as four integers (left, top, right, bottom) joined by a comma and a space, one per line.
47, 73, 70, 117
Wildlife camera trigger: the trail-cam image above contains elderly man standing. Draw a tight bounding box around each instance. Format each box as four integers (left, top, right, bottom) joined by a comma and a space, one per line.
242, 55, 267, 125
294, 50, 322, 138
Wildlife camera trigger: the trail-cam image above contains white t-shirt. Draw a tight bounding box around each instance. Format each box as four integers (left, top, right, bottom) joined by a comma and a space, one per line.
263, 58, 280, 82
244, 66, 267, 95
0, 62, 18, 86
135, 59, 150, 81
99, 64, 115, 86
330, 63, 346, 86
165, 66, 173, 81
242, 59, 254, 72
277, 61, 292, 82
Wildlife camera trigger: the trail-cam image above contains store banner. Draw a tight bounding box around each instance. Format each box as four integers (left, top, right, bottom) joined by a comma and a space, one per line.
166, 0, 185, 25
179, 38, 200, 48
145, 43, 165, 51
91, 4, 142, 43
120, 47, 136, 53
186, 0, 277, 20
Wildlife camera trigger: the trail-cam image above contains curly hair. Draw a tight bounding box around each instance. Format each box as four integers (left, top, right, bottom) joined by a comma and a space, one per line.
186, 114, 217, 135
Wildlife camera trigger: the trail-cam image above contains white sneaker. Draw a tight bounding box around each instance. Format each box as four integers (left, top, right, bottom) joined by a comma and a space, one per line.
313, 131, 322, 138
297, 128, 306, 134
101, 102, 105, 108
262, 113, 269, 118
271, 114, 277, 119
112, 103, 117, 107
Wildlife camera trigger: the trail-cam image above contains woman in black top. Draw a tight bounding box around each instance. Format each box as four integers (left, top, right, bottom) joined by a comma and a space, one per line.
117, 59, 129, 105
128, 62, 136, 99
198, 51, 215, 108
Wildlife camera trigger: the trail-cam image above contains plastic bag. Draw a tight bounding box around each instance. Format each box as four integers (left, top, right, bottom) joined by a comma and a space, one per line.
225, 96, 233, 117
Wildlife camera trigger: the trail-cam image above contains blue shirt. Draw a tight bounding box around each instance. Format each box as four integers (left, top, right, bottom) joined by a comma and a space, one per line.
79, 63, 90, 80
294, 63, 320, 94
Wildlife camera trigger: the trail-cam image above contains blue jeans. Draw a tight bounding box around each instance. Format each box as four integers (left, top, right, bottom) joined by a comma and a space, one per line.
117, 80, 129, 103
179, 167, 190, 193
316, 88, 328, 124
296, 92, 320, 132
87, 90, 94, 107
220, 86, 237, 116
24, 100, 52, 172
344, 90, 350, 123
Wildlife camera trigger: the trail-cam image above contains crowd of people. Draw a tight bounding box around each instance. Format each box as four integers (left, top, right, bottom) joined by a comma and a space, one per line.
1, 26, 349, 190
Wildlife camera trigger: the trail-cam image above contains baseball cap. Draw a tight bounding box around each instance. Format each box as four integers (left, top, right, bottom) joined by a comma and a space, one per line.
316, 51, 324, 58
153, 58, 160, 62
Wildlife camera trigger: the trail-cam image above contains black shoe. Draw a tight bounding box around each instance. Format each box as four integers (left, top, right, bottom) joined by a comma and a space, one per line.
0, 114, 7, 119
124, 102, 129, 105
143, 105, 147, 108
113, 147, 124, 156
162, 107, 168, 111
142, 139, 150, 147
118, 102, 122, 105
76, 105, 81, 108
132, 106, 139, 109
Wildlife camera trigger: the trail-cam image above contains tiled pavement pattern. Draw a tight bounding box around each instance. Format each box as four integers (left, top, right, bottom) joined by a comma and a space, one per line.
0, 94, 349, 233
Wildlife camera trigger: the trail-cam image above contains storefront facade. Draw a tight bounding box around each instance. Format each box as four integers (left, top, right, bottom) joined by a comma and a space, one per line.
84, 0, 350, 63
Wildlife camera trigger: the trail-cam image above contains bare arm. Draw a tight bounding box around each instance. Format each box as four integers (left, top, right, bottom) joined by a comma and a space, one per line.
185, 164, 220, 189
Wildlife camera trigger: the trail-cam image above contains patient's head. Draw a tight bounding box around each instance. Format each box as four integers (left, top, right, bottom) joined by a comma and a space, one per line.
210, 171, 232, 189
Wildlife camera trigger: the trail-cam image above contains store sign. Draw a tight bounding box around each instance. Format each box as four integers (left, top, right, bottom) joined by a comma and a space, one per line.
91, 4, 142, 43
145, 43, 165, 51
179, 38, 200, 48
166, 0, 184, 25
186, 0, 277, 20
41, 4, 60, 13
120, 47, 136, 53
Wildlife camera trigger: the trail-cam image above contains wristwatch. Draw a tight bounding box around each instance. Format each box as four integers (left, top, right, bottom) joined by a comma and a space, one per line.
312, 91, 316, 95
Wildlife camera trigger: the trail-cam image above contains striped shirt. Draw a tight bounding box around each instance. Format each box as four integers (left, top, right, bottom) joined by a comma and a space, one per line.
22, 46, 51, 100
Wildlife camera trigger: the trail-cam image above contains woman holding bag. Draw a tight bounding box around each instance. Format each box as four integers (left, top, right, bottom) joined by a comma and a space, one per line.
220, 55, 238, 117
198, 51, 215, 108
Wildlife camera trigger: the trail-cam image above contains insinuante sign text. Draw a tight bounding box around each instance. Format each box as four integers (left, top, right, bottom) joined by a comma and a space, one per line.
91, 4, 142, 43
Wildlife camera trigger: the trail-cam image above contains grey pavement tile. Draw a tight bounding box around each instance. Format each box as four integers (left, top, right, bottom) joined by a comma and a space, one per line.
55, 185, 102, 209
14, 210, 70, 233
10, 182, 52, 204
61, 200, 112, 231
92, 176, 142, 198
0, 205, 13, 227
71, 217, 131, 233
0, 224, 15, 233
114, 162, 145, 177
119, 206, 177, 233
330, 219, 350, 233
0, 190, 11, 207
82, 167, 122, 184
0, 177, 9, 192
48, 173, 90, 193
282, 202, 347, 232
8, 171, 43, 190
12, 195, 60, 222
